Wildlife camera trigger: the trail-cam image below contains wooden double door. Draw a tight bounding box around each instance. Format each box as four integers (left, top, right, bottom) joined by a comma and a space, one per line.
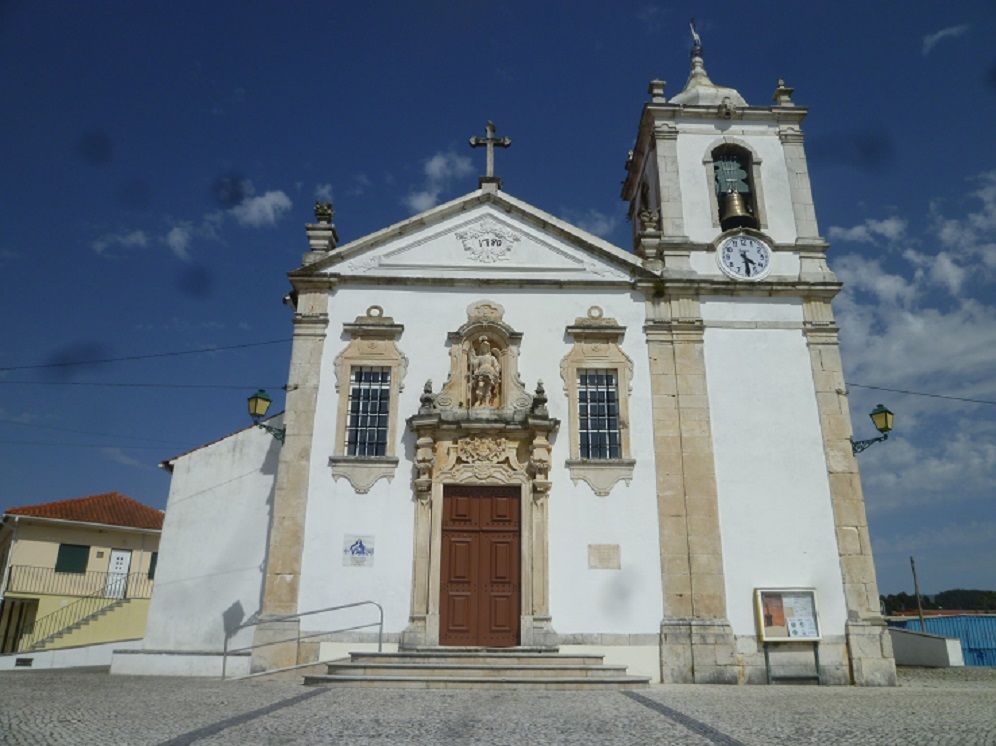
440, 485, 520, 647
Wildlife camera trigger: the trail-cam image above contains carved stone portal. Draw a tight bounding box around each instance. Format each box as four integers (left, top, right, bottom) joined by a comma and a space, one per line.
403, 300, 559, 649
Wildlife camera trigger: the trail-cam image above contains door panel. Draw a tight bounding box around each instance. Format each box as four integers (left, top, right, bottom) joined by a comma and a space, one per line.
104, 549, 132, 599
440, 486, 520, 647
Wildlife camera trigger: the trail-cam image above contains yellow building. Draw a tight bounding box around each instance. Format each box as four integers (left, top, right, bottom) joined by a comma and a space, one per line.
0, 492, 162, 654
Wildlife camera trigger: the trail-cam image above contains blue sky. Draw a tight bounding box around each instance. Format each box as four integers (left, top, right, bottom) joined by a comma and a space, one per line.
1, 2, 993, 595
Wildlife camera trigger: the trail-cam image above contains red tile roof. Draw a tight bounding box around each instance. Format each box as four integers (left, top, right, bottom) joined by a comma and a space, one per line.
5, 492, 163, 530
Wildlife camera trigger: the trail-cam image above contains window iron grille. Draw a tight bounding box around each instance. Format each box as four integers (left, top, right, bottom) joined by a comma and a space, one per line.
577, 369, 621, 460
345, 367, 391, 457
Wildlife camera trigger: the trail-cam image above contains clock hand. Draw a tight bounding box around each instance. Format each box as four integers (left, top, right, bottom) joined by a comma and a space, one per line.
740, 250, 755, 277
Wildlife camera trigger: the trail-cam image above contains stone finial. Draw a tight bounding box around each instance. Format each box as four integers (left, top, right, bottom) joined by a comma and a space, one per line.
773, 78, 795, 107
638, 207, 660, 234
419, 380, 436, 414
304, 202, 339, 261
531, 380, 549, 418
314, 201, 334, 224
648, 79, 666, 103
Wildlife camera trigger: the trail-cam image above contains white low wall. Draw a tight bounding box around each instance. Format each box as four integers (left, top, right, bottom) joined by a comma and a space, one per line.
0, 638, 143, 670
110, 649, 250, 677
558, 644, 660, 683
889, 628, 964, 668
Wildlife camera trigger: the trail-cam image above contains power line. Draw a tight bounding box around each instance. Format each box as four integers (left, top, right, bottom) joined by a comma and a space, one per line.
0, 381, 285, 390
0, 338, 291, 372
0, 440, 172, 451
0, 417, 189, 446
848, 383, 996, 407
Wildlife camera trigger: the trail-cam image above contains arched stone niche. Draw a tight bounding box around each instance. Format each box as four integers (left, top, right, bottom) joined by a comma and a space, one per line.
434, 300, 532, 416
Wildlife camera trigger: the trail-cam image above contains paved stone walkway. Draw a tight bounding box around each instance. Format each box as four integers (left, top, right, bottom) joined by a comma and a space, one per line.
0, 667, 994, 745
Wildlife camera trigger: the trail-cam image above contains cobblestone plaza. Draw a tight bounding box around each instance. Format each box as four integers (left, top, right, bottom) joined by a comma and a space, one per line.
1, 668, 994, 745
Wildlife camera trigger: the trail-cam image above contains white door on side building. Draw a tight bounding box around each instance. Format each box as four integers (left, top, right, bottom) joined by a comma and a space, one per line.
104, 549, 131, 599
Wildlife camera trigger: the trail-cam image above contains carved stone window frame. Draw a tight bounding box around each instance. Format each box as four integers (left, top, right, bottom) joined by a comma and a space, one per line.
561, 306, 636, 496
702, 138, 768, 231
329, 306, 407, 493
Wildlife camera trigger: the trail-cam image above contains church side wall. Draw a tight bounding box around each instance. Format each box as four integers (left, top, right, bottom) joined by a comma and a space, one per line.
140, 426, 278, 652
701, 299, 848, 643
297, 285, 663, 638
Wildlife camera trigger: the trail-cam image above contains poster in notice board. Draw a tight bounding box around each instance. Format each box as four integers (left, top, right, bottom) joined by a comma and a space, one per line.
754, 588, 821, 642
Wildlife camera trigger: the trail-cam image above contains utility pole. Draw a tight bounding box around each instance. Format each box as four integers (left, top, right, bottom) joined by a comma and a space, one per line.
910, 555, 927, 632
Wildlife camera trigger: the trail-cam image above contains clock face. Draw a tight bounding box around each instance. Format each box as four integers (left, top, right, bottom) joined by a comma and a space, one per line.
717, 235, 772, 280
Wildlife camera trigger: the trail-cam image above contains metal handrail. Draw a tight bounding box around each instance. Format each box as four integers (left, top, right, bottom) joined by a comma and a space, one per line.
221, 600, 383, 680
6, 565, 154, 599
14, 570, 155, 651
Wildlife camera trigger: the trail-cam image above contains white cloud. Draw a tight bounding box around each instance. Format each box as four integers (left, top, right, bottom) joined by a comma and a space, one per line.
830, 174, 996, 527
314, 183, 333, 202
91, 229, 149, 256
100, 447, 148, 469
424, 152, 473, 183
828, 216, 907, 244
164, 223, 193, 261
569, 209, 620, 239
833, 254, 916, 307
404, 190, 440, 213
348, 173, 372, 196
230, 190, 293, 227
922, 24, 970, 56
933, 170, 996, 269
403, 152, 474, 213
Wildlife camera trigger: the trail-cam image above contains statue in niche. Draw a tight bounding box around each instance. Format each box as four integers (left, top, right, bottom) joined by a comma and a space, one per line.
469, 336, 501, 408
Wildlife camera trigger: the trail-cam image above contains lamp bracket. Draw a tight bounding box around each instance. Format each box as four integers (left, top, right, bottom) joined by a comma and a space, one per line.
254, 421, 286, 443
851, 433, 887, 455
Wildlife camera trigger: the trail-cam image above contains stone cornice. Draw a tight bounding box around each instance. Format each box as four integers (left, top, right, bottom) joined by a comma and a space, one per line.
635, 278, 842, 297
644, 102, 809, 125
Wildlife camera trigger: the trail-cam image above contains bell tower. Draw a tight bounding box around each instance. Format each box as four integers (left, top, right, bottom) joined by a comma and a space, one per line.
623, 27, 897, 686
622, 27, 825, 275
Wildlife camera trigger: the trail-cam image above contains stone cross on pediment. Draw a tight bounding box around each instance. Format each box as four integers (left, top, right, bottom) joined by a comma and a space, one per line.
469, 121, 511, 186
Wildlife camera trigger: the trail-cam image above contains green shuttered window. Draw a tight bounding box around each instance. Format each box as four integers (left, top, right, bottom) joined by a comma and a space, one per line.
54, 544, 89, 574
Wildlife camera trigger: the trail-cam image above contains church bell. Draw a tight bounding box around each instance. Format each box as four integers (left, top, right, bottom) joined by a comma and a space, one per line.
719, 190, 757, 230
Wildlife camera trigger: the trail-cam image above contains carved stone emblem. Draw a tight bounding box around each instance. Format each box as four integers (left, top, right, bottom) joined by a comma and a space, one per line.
457, 436, 507, 464
455, 218, 520, 263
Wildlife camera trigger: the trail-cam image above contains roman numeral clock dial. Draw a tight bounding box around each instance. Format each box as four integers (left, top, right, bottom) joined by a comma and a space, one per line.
717, 234, 773, 281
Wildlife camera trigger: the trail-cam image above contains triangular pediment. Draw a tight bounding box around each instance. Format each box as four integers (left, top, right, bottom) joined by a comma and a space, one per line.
299, 190, 648, 284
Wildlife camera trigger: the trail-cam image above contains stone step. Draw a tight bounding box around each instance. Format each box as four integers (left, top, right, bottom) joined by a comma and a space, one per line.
304, 674, 650, 690
407, 646, 559, 654
327, 662, 629, 679
346, 651, 604, 666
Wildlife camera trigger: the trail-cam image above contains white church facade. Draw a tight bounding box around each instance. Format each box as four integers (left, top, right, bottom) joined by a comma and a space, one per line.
112, 40, 896, 685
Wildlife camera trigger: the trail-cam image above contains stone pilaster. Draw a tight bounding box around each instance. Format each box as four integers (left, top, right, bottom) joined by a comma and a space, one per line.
251, 286, 328, 672
778, 126, 821, 242
645, 294, 736, 684
653, 123, 687, 240
803, 299, 896, 686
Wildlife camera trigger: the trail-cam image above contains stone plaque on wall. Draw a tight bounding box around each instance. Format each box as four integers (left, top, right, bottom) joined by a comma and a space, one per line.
343, 535, 375, 567
587, 544, 621, 570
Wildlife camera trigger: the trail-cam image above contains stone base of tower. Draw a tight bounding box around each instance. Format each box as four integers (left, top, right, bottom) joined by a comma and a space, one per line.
249, 616, 302, 673
846, 620, 897, 686
660, 618, 739, 684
